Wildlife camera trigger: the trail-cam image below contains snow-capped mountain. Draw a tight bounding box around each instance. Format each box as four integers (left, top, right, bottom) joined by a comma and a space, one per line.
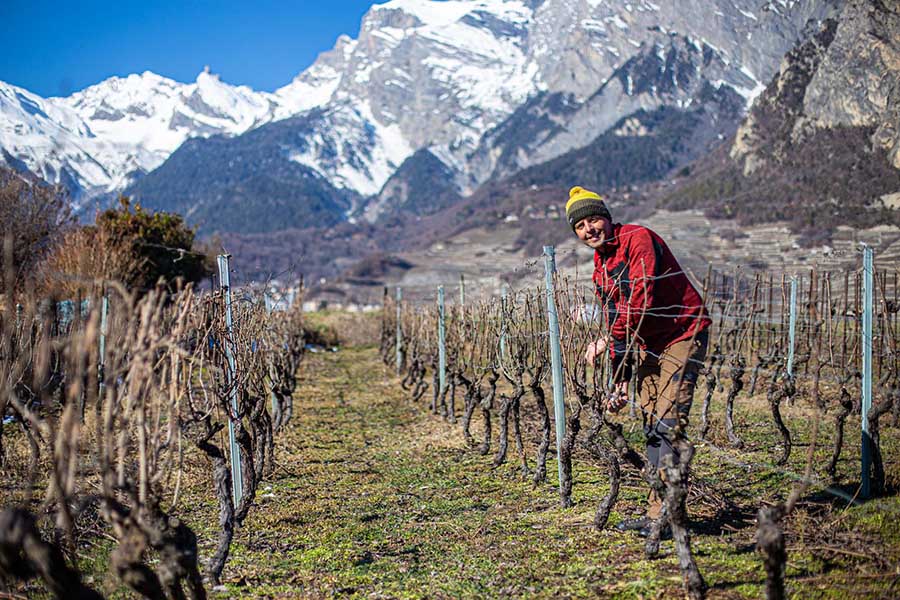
3, 0, 842, 220
141, 0, 842, 228
1, 67, 320, 202
354, 0, 840, 210
61, 69, 279, 180
458, 0, 845, 186
258, 0, 540, 197
1, 81, 116, 195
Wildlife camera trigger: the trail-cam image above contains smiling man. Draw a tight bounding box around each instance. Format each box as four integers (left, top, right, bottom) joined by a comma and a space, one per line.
566, 185, 711, 538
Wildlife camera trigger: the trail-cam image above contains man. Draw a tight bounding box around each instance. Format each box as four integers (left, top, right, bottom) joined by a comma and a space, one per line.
565, 185, 710, 537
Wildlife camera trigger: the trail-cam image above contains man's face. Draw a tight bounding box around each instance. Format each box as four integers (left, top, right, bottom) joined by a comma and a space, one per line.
574, 215, 613, 250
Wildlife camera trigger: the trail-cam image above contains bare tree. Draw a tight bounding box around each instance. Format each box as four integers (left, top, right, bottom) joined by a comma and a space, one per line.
0, 166, 71, 291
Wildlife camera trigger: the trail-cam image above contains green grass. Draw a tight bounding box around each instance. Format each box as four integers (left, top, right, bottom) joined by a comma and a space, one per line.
200, 343, 900, 598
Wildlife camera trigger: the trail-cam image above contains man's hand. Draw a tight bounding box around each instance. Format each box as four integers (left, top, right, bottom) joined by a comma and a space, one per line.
606, 381, 630, 413
584, 337, 608, 364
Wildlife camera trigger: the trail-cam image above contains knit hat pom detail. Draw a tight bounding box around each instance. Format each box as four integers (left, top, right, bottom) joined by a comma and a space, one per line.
566, 186, 602, 211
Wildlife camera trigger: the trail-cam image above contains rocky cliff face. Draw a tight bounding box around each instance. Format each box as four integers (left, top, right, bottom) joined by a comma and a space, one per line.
729, 18, 839, 175
354, 0, 842, 214
133, 0, 841, 232
801, 0, 900, 168
470, 32, 752, 185
665, 0, 900, 246
278, 0, 539, 198
732, 0, 900, 173
527, 0, 839, 100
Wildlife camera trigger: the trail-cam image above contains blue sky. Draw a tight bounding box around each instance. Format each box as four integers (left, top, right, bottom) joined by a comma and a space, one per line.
1, 0, 378, 97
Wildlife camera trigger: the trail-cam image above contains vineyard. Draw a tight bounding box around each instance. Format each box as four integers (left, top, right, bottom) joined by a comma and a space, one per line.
381, 246, 900, 599
1, 245, 900, 599
0, 255, 305, 598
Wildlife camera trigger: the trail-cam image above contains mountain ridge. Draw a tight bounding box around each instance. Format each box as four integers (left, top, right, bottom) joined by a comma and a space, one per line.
7, 0, 897, 292
2, 0, 840, 213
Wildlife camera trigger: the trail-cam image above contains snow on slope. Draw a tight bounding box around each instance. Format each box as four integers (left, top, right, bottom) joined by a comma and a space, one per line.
273, 64, 343, 117
55, 68, 284, 193
252, 0, 540, 197
1, 67, 327, 199
63, 70, 274, 154
0, 81, 115, 199
286, 102, 413, 196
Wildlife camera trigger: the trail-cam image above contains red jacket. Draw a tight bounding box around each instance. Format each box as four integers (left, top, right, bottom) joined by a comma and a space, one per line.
593, 223, 710, 379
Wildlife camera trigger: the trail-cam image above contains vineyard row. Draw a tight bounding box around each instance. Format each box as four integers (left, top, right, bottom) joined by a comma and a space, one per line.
381, 246, 899, 600
0, 256, 306, 599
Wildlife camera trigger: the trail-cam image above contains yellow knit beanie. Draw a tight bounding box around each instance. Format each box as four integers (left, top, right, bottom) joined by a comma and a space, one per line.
565, 186, 611, 230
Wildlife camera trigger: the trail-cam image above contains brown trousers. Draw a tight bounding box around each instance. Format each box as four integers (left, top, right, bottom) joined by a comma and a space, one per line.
638, 329, 709, 426
637, 330, 708, 518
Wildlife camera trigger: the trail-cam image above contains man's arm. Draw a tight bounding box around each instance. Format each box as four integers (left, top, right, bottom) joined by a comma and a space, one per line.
607, 228, 659, 380
584, 337, 606, 364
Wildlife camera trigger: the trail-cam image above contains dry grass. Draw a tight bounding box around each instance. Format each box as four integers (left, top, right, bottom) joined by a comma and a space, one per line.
304, 309, 383, 348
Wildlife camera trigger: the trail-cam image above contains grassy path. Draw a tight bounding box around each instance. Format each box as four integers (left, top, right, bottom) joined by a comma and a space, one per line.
212, 344, 898, 599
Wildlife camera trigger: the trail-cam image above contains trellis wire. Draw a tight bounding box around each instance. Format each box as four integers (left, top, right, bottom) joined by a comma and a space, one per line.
388, 248, 899, 506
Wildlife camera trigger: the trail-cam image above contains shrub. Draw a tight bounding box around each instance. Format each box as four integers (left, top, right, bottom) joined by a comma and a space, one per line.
41, 197, 212, 296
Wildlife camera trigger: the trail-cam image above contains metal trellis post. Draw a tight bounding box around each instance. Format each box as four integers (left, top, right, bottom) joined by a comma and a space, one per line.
459, 273, 465, 306
396, 287, 403, 375
543, 246, 566, 491
263, 294, 279, 418
861, 245, 874, 498
438, 286, 446, 396
98, 295, 109, 398
217, 254, 244, 507
786, 276, 798, 377
500, 286, 508, 360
